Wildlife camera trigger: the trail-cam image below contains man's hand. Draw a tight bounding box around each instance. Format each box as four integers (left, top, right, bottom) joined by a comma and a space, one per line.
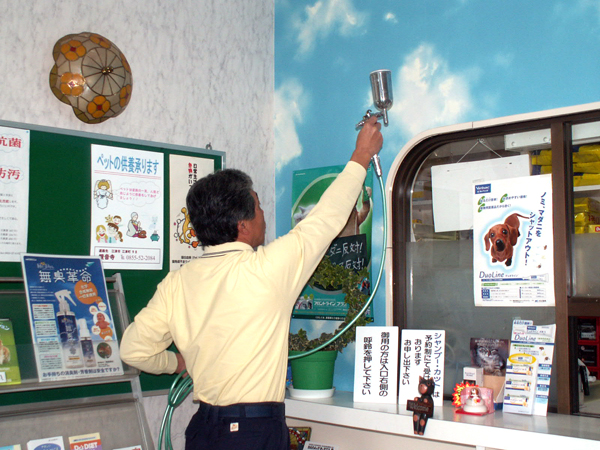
351, 115, 383, 169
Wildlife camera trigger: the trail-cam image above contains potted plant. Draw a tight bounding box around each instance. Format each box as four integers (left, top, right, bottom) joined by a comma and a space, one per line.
288, 256, 373, 392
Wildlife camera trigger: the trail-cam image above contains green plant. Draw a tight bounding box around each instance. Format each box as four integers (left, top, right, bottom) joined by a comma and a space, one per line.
288, 256, 373, 353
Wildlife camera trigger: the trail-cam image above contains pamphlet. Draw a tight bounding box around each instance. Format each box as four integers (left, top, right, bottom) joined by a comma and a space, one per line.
21, 254, 124, 382
69, 432, 101, 450
0, 318, 21, 385
503, 320, 555, 416
27, 436, 65, 450
0, 445, 22, 450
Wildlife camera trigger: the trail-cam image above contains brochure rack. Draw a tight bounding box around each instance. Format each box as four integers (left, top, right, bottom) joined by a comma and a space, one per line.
0, 275, 155, 450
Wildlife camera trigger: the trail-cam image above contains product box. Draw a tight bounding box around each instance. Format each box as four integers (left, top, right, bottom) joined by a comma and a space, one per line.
69, 432, 101, 450
0, 318, 21, 385
27, 436, 65, 450
463, 367, 483, 386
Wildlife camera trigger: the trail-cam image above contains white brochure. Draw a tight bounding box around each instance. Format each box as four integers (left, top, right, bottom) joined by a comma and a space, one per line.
503, 320, 555, 416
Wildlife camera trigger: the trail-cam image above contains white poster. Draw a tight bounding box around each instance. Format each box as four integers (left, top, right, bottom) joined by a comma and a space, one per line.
473, 174, 554, 307
169, 154, 214, 270
353, 326, 399, 404
90, 145, 164, 270
0, 126, 29, 262
398, 329, 445, 409
431, 155, 530, 232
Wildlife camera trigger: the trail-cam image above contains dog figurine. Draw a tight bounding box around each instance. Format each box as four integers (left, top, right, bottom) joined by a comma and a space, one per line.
412, 376, 435, 435
484, 213, 529, 267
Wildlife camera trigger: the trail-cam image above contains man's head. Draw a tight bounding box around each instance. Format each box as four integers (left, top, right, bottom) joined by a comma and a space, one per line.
186, 169, 265, 247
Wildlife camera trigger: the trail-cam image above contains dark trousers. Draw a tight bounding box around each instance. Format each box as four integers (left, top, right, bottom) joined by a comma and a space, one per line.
185, 401, 290, 450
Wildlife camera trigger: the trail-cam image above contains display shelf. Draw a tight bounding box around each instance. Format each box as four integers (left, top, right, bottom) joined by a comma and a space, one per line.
285, 390, 600, 449
574, 185, 600, 197
0, 274, 155, 450
0, 275, 138, 394
577, 316, 600, 377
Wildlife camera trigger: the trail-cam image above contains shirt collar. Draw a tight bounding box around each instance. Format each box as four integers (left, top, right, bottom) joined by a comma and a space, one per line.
202, 241, 254, 257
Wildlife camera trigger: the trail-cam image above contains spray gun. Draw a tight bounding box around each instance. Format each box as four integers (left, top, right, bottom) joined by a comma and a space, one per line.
356, 69, 393, 178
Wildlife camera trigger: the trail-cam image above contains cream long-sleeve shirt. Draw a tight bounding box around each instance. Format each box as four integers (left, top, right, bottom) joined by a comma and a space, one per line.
120, 161, 367, 405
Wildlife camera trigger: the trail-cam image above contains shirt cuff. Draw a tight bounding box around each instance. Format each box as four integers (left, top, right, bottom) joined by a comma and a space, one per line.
166, 351, 179, 374
346, 160, 368, 179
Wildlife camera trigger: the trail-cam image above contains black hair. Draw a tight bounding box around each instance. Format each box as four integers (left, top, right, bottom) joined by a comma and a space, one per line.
186, 169, 256, 247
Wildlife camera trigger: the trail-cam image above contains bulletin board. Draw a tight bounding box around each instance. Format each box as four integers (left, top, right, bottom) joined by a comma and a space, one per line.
0, 120, 224, 399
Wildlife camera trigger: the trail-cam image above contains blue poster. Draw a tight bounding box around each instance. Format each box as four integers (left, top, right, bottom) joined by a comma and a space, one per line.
21, 254, 123, 381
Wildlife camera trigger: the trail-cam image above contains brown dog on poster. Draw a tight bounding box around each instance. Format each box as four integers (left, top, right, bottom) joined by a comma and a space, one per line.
484, 213, 529, 267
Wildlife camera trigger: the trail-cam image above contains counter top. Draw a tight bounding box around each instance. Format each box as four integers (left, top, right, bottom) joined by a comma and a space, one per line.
285, 391, 600, 449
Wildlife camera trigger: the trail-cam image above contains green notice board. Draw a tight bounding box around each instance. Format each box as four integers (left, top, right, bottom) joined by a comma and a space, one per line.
0, 120, 224, 397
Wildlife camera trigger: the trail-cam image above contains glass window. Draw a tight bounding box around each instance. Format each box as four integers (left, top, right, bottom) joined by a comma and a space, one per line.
404, 130, 556, 403
570, 120, 600, 415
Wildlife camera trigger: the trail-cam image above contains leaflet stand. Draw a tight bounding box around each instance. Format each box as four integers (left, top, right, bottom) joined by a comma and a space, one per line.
0, 275, 155, 450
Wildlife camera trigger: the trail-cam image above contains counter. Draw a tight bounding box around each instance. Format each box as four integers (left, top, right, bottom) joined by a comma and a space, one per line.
285, 391, 600, 449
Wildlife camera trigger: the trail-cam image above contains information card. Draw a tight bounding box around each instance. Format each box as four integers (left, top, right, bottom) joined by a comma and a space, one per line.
398, 329, 445, 408
353, 326, 398, 403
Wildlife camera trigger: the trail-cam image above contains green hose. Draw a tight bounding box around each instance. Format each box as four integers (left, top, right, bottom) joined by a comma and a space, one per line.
158, 166, 388, 450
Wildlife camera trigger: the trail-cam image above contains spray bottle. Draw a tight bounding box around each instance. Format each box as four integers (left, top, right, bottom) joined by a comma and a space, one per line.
55, 289, 83, 369
78, 318, 96, 367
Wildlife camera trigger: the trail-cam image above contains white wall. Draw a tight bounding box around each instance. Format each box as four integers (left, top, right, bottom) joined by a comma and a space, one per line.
0, 0, 275, 238
0, 0, 273, 446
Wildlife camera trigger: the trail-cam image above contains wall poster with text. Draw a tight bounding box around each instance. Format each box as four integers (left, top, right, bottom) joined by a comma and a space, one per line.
0, 126, 29, 262
21, 254, 124, 382
473, 174, 554, 307
291, 165, 373, 320
169, 154, 214, 271
90, 144, 164, 270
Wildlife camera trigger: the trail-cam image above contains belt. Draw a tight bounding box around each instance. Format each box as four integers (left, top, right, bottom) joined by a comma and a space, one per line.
199, 401, 285, 419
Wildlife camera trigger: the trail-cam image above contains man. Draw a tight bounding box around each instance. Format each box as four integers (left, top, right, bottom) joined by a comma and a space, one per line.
120, 115, 383, 449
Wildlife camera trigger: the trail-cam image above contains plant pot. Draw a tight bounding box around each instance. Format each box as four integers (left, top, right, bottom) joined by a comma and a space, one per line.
289, 350, 338, 390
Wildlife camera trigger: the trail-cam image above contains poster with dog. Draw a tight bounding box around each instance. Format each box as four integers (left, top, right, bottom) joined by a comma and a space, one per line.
473, 174, 554, 307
